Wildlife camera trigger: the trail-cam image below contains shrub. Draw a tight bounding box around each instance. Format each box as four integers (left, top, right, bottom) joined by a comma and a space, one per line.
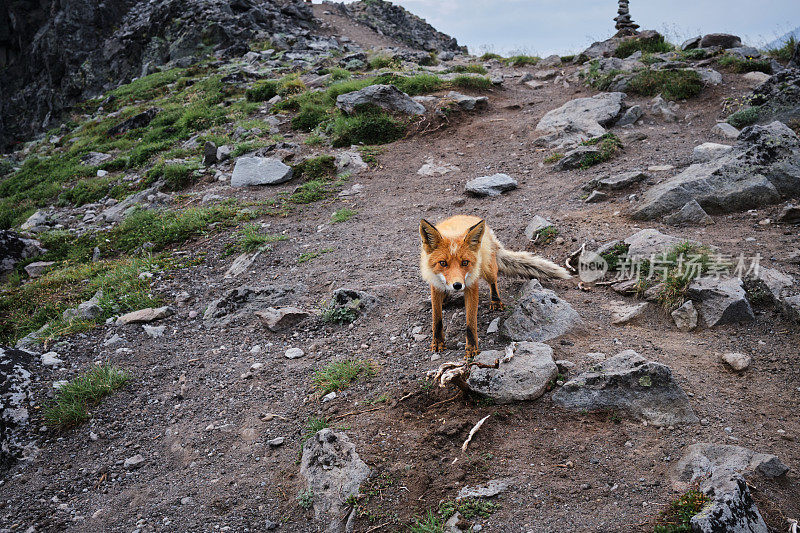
245, 80, 280, 101
627, 69, 703, 100
43, 364, 129, 428
727, 106, 760, 128
480, 52, 503, 61
368, 54, 400, 70
579, 133, 623, 168
717, 54, 771, 73
330, 110, 405, 147
278, 77, 307, 96
653, 489, 710, 533
614, 34, 672, 58
766, 35, 797, 63
294, 155, 336, 180
291, 102, 331, 131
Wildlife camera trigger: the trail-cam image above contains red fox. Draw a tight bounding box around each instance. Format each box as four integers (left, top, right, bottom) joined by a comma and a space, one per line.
419, 215, 571, 358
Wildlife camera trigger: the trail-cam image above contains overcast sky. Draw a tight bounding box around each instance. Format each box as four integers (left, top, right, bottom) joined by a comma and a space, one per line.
338, 1, 799, 56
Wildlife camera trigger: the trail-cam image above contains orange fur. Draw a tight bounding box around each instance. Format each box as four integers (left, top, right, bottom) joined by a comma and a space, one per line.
419, 215, 570, 358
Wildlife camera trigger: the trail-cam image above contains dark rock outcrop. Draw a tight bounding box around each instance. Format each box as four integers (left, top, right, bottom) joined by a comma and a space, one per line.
329, 0, 465, 52
749, 68, 800, 126
0, 0, 318, 150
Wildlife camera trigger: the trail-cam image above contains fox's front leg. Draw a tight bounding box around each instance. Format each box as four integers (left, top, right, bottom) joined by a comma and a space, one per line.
430, 286, 446, 352
464, 283, 480, 360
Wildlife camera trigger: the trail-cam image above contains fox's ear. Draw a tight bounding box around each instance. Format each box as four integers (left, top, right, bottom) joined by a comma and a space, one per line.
463, 220, 485, 251
419, 219, 442, 252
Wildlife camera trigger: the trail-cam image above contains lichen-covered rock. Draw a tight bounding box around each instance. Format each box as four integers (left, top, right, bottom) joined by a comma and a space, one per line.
552, 350, 698, 426
533, 92, 626, 149
336, 84, 425, 116
0, 230, 44, 280
1, 346, 34, 472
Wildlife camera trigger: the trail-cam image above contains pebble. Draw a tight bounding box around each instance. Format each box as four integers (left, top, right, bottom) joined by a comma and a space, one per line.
123, 454, 145, 470
285, 347, 304, 359
267, 437, 285, 447
41, 352, 63, 367
322, 392, 337, 402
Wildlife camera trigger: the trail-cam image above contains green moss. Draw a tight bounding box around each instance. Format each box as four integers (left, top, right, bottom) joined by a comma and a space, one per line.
627, 69, 703, 100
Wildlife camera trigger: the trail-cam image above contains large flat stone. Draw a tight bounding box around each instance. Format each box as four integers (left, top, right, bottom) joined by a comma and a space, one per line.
231, 157, 293, 187
501, 280, 581, 342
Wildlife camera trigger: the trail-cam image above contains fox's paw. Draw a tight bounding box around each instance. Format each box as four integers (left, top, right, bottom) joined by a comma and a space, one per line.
489, 300, 505, 311
430, 339, 446, 352
465, 346, 480, 361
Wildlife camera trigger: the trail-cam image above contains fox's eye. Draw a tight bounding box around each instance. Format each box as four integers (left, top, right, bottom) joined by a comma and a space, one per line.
461, 260, 469, 267
438, 261, 447, 267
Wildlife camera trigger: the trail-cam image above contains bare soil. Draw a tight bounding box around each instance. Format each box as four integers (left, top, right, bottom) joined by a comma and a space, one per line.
1, 14, 799, 533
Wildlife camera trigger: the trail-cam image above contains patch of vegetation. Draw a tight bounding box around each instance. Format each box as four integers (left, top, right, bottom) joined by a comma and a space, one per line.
312, 359, 375, 395
583, 60, 627, 91
627, 69, 703, 100
653, 489, 710, 533
560, 55, 575, 63
766, 35, 797, 63
368, 54, 401, 70
480, 52, 503, 61
533, 225, 558, 244
291, 102, 331, 132
223, 224, 287, 255
231, 140, 269, 157
245, 79, 280, 102
614, 34, 673, 58
451, 75, 493, 91
717, 54, 772, 73
43, 364, 129, 428
148, 162, 198, 191
409, 499, 498, 532
448, 64, 488, 74
303, 133, 326, 146
373, 72, 446, 96
600, 242, 630, 272
331, 208, 356, 223
677, 48, 709, 61
294, 155, 336, 180
358, 146, 383, 167
321, 304, 359, 325
544, 152, 564, 164
324, 67, 352, 81
59, 176, 128, 207
0, 255, 161, 344
297, 248, 333, 263
727, 106, 760, 129
301, 416, 331, 445
504, 55, 539, 67
106, 68, 188, 108
278, 77, 307, 96
579, 133, 623, 169
297, 490, 314, 510
330, 109, 405, 148
635, 242, 713, 310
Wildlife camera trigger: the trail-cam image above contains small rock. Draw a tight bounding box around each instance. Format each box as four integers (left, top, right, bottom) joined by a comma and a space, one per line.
486, 317, 500, 334
692, 142, 734, 163
255, 307, 310, 332
24, 261, 55, 278
142, 325, 166, 339
116, 306, 173, 325
609, 301, 649, 325
322, 392, 337, 403
268, 437, 285, 447
711, 122, 740, 139
464, 173, 518, 197
123, 454, 145, 470
40, 352, 63, 367
285, 347, 304, 359
720, 352, 751, 372
231, 157, 293, 187
671, 300, 698, 331
585, 190, 608, 203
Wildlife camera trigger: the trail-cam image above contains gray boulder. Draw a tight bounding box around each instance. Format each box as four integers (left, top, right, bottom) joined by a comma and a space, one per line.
204, 285, 304, 326
300, 429, 370, 533
465, 173, 518, 197
533, 92, 626, 149
663, 199, 713, 226
692, 142, 733, 163
446, 91, 488, 111
672, 443, 788, 533
699, 33, 742, 49
0, 230, 44, 280
554, 146, 599, 171
467, 342, 557, 404
336, 84, 425, 115
255, 306, 310, 332
501, 280, 581, 342
552, 350, 699, 426
231, 157, 293, 187
688, 277, 754, 327
19, 210, 50, 232
671, 300, 698, 331
633, 122, 800, 219
711, 122, 740, 139
726, 46, 761, 60
100, 185, 168, 223
595, 170, 648, 190
616, 105, 643, 126
749, 69, 799, 126
681, 36, 701, 50
624, 228, 688, 258
63, 290, 103, 322
24, 261, 55, 279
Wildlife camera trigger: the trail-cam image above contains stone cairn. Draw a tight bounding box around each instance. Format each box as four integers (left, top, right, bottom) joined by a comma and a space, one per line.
614, 0, 639, 34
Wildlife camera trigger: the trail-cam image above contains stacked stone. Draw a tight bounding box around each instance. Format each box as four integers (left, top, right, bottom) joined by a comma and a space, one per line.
614, 0, 639, 32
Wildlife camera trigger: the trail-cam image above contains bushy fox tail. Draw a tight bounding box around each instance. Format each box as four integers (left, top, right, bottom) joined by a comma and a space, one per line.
496, 244, 572, 280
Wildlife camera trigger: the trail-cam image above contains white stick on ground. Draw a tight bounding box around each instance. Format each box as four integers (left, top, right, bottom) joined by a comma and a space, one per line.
461, 414, 490, 453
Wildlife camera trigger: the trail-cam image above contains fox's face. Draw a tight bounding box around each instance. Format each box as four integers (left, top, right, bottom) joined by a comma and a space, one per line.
420, 219, 484, 292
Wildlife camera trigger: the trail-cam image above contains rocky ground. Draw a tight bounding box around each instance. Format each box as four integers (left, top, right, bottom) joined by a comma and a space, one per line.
1, 2, 800, 532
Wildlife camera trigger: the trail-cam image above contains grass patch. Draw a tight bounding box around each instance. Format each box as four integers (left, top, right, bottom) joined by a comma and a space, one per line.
579, 133, 623, 169
245, 79, 280, 102
358, 146, 383, 167
653, 489, 710, 533
291, 102, 332, 132
448, 64, 488, 74
600, 242, 630, 272
0, 255, 162, 344
450, 75, 493, 91
583, 60, 627, 91
304, 133, 326, 146
635, 242, 713, 310
295, 155, 337, 180
544, 152, 564, 164
43, 364, 129, 428
297, 490, 314, 510
148, 162, 198, 191
298, 248, 333, 263
312, 359, 375, 395
331, 208, 356, 223
368, 54, 401, 70
614, 34, 673, 58
330, 110, 405, 147
627, 69, 703, 100
223, 224, 287, 255
372, 73, 446, 96
231, 140, 269, 157
727, 106, 760, 128
301, 416, 330, 445
766, 35, 797, 62
717, 54, 772, 73
504, 55, 539, 67
532, 225, 558, 244
480, 52, 503, 61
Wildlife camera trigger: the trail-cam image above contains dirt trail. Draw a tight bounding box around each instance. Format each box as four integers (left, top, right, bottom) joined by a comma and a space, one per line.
2, 15, 799, 533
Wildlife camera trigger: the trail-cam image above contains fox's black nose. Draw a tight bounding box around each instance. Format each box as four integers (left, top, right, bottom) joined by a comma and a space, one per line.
452, 282, 463, 291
